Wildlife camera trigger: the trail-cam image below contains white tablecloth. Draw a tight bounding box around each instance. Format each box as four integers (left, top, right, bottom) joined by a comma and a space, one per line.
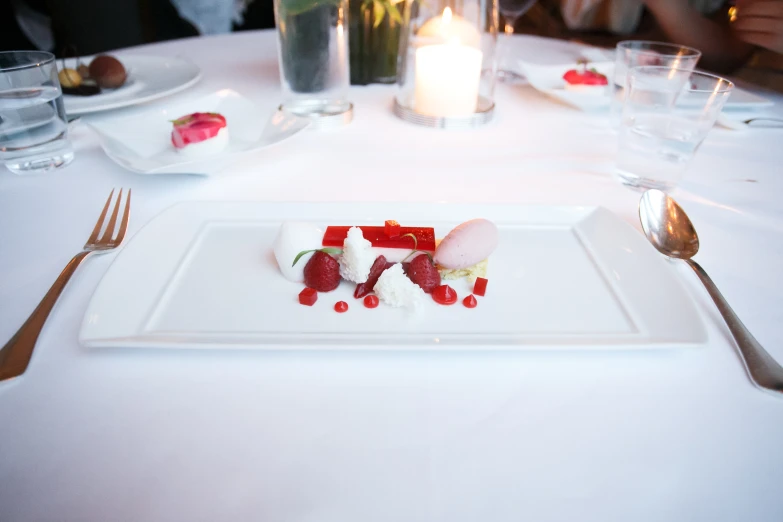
1, 31, 783, 522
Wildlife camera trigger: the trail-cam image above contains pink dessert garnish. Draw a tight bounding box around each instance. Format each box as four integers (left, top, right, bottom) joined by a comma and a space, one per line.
463, 295, 477, 308
563, 68, 608, 86
432, 285, 458, 305
170, 112, 227, 149
473, 277, 488, 297
363, 295, 379, 308
334, 301, 349, 313
299, 287, 317, 306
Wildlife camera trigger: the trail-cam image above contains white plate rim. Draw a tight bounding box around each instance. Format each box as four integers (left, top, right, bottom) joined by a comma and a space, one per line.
62, 55, 202, 115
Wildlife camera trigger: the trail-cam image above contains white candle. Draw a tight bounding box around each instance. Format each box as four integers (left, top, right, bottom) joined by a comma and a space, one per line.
413, 8, 483, 118
414, 44, 483, 117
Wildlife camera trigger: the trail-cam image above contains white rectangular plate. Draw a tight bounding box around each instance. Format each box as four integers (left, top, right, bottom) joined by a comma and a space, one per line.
519, 60, 774, 112
79, 203, 706, 349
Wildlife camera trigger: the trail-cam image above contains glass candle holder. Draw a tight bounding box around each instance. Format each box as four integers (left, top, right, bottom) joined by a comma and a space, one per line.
394, 0, 498, 128
273, 0, 353, 126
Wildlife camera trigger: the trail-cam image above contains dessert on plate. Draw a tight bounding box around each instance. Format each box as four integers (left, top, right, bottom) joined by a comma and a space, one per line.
562, 59, 608, 94
272, 218, 498, 311
60, 54, 127, 96
170, 112, 229, 157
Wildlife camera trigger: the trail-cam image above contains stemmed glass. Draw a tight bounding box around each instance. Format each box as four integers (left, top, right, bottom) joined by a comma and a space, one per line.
497, 0, 538, 82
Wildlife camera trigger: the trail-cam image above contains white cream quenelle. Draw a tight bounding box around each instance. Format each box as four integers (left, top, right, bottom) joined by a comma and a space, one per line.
272, 221, 324, 282
433, 218, 499, 269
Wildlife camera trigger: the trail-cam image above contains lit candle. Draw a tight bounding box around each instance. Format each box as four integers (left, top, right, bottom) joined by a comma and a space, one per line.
414, 8, 483, 118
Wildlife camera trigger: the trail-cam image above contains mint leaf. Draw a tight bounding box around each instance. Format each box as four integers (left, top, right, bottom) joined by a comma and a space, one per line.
292, 247, 343, 267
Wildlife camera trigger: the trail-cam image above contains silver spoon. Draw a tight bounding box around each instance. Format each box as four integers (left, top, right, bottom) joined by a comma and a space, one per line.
639, 189, 783, 395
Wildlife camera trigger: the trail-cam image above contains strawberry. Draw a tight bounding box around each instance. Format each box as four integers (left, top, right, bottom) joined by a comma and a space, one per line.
406, 254, 440, 293
354, 255, 388, 298
303, 251, 341, 292
171, 112, 227, 148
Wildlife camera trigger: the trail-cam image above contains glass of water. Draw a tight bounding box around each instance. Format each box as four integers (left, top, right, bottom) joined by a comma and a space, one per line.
615, 66, 733, 191
0, 51, 74, 174
611, 41, 701, 127
273, 0, 352, 126
497, 0, 537, 83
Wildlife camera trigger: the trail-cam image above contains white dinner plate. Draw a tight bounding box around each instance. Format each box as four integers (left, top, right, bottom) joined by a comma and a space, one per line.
80, 202, 706, 350
519, 60, 774, 111
87, 90, 310, 175
59, 55, 201, 116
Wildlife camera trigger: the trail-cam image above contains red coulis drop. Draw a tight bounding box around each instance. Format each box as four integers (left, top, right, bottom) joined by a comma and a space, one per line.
463, 295, 477, 308
334, 301, 349, 313
432, 285, 458, 305
363, 295, 379, 308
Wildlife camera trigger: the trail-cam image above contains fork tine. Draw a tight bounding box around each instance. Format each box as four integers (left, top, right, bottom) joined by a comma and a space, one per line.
87, 189, 115, 245
113, 188, 131, 245
99, 188, 123, 243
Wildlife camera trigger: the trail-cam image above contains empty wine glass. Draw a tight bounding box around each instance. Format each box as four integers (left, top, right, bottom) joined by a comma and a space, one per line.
498, 0, 537, 83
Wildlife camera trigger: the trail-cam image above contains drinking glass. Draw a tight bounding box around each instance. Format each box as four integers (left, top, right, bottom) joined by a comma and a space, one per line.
497, 0, 537, 83
0, 51, 74, 174
611, 41, 701, 127
273, 0, 352, 125
615, 66, 733, 191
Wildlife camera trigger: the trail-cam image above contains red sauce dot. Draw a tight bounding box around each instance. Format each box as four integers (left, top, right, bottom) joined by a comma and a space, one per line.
334, 301, 349, 313
463, 295, 478, 308
432, 285, 458, 305
363, 295, 379, 308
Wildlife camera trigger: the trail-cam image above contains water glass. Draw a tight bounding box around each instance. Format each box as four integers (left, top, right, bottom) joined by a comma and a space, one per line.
0, 51, 74, 174
497, 0, 537, 83
615, 66, 733, 191
611, 41, 701, 127
273, 0, 352, 125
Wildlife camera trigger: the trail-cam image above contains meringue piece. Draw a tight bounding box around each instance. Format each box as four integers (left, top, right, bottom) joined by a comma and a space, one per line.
374, 263, 425, 308
339, 227, 375, 283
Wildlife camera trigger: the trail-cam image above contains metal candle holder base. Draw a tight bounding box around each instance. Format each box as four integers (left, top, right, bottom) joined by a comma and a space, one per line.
279, 101, 354, 129
393, 96, 494, 129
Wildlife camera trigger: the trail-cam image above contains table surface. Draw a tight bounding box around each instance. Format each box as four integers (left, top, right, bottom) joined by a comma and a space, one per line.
1, 31, 783, 522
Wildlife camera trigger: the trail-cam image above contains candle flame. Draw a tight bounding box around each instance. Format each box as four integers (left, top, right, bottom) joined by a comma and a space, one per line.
442, 7, 452, 26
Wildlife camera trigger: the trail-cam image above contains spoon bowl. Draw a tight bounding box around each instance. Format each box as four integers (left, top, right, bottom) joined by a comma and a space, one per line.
639, 189, 700, 259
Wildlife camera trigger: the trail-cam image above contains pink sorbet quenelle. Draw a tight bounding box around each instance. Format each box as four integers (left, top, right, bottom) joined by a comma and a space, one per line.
434, 218, 498, 269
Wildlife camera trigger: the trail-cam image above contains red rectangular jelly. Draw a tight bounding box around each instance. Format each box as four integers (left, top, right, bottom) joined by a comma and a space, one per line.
473, 277, 488, 296
298, 287, 318, 306
323, 226, 436, 251
385, 220, 401, 238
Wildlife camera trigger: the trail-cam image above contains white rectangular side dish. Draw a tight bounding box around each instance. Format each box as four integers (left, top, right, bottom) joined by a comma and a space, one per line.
79, 202, 706, 350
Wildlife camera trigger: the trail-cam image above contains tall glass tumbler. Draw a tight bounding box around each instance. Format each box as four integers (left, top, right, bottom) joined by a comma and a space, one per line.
273, 0, 353, 125
0, 51, 74, 174
611, 41, 701, 127
615, 66, 733, 191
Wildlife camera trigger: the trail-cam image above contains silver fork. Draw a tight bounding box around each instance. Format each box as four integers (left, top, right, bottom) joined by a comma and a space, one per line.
0, 189, 131, 382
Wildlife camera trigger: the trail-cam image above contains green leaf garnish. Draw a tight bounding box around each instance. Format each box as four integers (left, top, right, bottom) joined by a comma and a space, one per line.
387, 2, 402, 25
373, 0, 385, 28
292, 247, 343, 267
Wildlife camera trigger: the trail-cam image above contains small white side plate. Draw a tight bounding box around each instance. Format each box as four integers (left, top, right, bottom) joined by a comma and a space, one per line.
519, 60, 774, 111
80, 202, 706, 350
87, 90, 310, 175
